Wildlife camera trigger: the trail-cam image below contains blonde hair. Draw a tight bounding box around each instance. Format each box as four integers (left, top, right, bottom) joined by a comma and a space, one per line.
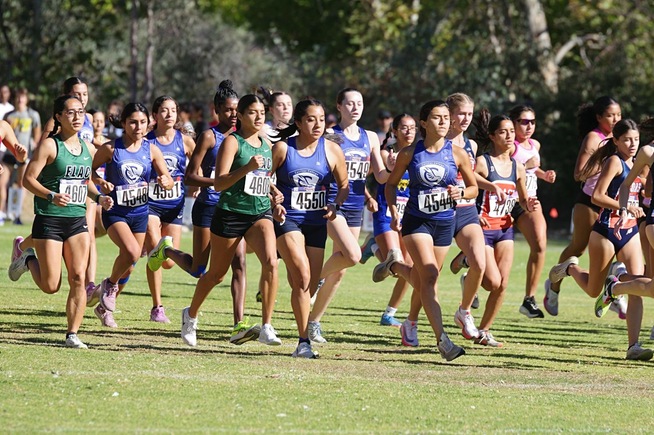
446, 93, 474, 113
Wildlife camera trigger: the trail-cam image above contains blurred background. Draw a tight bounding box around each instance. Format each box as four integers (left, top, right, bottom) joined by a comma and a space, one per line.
1, 0, 653, 230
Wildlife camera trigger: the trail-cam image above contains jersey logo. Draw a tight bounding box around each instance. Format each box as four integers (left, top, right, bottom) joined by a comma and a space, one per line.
163, 153, 179, 172
292, 171, 321, 187
418, 163, 447, 186
121, 160, 146, 184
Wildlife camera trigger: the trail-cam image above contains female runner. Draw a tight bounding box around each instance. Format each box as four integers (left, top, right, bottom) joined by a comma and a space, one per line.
386, 99, 477, 361
92, 103, 173, 327
544, 97, 622, 316
272, 98, 348, 357
9, 95, 113, 348
181, 94, 281, 347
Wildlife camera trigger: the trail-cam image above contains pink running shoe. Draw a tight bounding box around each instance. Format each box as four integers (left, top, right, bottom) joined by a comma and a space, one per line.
86, 282, 101, 307
99, 278, 118, 312
94, 304, 118, 328
12, 236, 24, 262
150, 306, 171, 323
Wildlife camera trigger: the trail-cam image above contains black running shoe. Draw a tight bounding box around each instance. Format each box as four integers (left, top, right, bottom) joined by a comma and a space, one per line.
519, 296, 544, 318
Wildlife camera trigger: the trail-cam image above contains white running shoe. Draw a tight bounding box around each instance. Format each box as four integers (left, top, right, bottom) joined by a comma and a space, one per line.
608, 296, 627, 320
258, 324, 282, 346
626, 343, 654, 361
454, 308, 479, 340
310, 279, 325, 306
549, 256, 579, 284
12, 235, 23, 262
308, 321, 327, 344
372, 248, 402, 283
65, 333, 88, 349
8, 247, 35, 281
400, 318, 419, 347
438, 332, 465, 361
292, 342, 318, 359
543, 279, 559, 316
181, 307, 198, 346
474, 330, 504, 347
609, 261, 628, 279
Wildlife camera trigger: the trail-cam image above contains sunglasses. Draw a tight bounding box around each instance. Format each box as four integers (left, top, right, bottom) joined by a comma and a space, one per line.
518, 118, 536, 126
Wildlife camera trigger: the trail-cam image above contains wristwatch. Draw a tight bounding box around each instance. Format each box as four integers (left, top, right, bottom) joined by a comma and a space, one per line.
331, 203, 341, 211
47, 192, 55, 203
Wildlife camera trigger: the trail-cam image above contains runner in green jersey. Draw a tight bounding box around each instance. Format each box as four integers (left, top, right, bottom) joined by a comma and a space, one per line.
9, 95, 113, 349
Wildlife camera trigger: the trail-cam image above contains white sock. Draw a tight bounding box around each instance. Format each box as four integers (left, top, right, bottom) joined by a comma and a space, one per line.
385, 306, 397, 317
371, 243, 379, 255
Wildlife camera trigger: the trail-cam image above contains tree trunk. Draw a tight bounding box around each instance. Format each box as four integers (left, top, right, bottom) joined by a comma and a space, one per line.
129, 0, 139, 101
143, 0, 154, 103
523, 0, 558, 94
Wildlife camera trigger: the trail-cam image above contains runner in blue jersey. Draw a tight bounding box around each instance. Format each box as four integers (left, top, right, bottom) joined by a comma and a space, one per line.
91, 103, 173, 328
141, 96, 195, 324
363, 114, 416, 330
385, 100, 478, 361
308, 87, 387, 344
271, 99, 348, 358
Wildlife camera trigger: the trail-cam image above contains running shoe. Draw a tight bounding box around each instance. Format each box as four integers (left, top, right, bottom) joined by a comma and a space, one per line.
230, 318, 261, 345
449, 251, 468, 274
150, 306, 171, 323
258, 324, 282, 346
99, 278, 119, 312
459, 273, 479, 310
380, 313, 402, 327
359, 233, 377, 264
454, 308, 479, 339
147, 236, 173, 271
256, 290, 262, 303
474, 330, 503, 347
438, 332, 465, 361
292, 342, 318, 359
11, 235, 23, 262
8, 247, 35, 281
372, 248, 402, 283
86, 282, 101, 307
543, 279, 559, 316
310, 279, 325, 306
549, 256, 579, 284
609, 261, 628, 279
626, 343, 654, 361
181, 307, 198, 346
94, 304, 118, 328
65, 333, 88, 349
595, 275, 618, 318
519, 296, 545, 318
609, 297, 628, 320
400, 319, 418, 347
471, 293, 480, 310
308, 321, 327, 344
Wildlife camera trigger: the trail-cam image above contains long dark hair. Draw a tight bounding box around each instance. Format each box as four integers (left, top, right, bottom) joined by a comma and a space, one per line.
576, 96, 619, 139
508, 104, 535, 122
473, 109, 512, 153
62, 76, 86, 95
49, 95, 81, 138
418, 100, 449, 139
151, 95, 179, 131
277, 99, 325, 140
579, 118, 638, 181
108, 102, 150, 129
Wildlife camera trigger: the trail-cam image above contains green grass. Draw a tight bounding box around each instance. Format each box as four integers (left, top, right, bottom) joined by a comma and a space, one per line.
1, 224, 654, 433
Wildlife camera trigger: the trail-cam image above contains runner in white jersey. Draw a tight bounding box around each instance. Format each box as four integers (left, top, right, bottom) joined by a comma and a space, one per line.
508, 105, 556, 318
544, 97, 622, 316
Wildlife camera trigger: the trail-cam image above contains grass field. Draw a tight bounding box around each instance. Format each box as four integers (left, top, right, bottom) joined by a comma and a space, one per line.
1, 223, 654, 433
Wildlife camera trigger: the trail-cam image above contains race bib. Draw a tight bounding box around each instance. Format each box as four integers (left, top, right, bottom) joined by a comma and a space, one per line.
116, 182, 148, 207
456, 180, 475, 206
149, 177, 183, 201
488, 194, 517, 218
345, 160, 370, 181
387, 196, 408, 219
418, 187, 454, 214
244, 171, 270, 197
525, 173, 538, 194
59, 179, 88, 205
291, 186, 326, 211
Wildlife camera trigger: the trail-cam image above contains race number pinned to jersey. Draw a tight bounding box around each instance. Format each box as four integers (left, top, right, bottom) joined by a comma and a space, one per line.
345, 158, 370, 181
291, 186, 327, 211
418, 187, 454, 214
59, 179, 88, 205
149, 176, 183, 201
387, 196, 408, 218
116, 182, 148, 207
488, 193, 517, 218
244, 170, 270, 197
525, 173, 538, 195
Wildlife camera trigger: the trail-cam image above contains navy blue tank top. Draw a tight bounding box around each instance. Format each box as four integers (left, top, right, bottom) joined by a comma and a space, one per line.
146, 130, 187, 209
196, 127, 224, 206
105, 138, 152, 217
328, 125, 371, 210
